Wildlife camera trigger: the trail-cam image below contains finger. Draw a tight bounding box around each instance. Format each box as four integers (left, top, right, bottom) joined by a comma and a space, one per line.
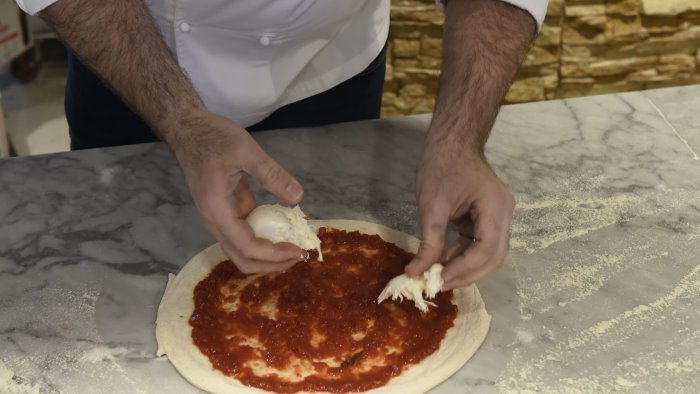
243, 147, 304, 205
200, 177, 305, 267
441, 207, 502, 285
220, 219, 305, 263
455, 219, 475, 238
443, 233, 510, 290
233, 176, 257, 217
405, 205, 450, 277
442, 261, 497, 290
443, 236, 475, 262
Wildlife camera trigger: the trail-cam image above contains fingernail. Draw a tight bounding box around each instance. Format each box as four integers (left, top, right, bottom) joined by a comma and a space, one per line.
286, 182, 303, 201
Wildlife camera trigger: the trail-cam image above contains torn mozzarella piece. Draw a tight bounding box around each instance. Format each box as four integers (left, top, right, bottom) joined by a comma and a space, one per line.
245, 204, 323, 261
377, 264, 444, 312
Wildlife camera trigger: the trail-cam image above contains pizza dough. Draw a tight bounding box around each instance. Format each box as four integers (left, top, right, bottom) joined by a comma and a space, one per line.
156, 220, 491, 394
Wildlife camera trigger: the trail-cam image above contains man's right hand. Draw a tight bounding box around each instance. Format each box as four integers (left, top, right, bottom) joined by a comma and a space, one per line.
169, 110, 307, 273
41, 1, 305, 273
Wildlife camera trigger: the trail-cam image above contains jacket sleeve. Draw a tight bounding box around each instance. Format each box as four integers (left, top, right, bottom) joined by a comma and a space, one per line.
15, 0, 59, 15
436, 0, 549, 32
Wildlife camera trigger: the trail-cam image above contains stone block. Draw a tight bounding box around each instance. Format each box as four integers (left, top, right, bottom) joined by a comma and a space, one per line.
562, 17, 607, 44
535, 25, 562, 46
561, 56, 658, 77
547, 0, 565, 16
420, 37, 443, 58
590, 80, 644, 95
541, 73, 560, 89
641, 15, 681, 35
562, 44, 592, 59
393, 94, 435, 115
412, 97, 436, 114
517, 63, 559, 79
607, 0, 642, 16
394, 59, 420, 69
399, 83, 428, 97
643, 74, 700, 89
505, 81, 545, 103
605, 15, 649, 43
557, 78, 644, 99
679, 12, 700, 26
513, 73, 559, 91
659, 53, 696, 68
571, 15, 607, 30
383, 0, 700, 112
393, 38, 421, 58
390, 22, 443, 39
656, 64, 693, 75
641, 0, 700, 15
617, 26, 700, 55
523, 46, 559, 67
544, 14, 564, 27
390, 6, 444, 25
627, 68, 672, 82
382, 92, 397, 107
565, 5, 606, 17
383, 79, 399, 95
419, 57, 442, 69
561, 77, 595, 86
393, 68, 440, 94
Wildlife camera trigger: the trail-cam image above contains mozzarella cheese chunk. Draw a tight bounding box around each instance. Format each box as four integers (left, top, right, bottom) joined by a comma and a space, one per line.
377, 264, 444, 312
246, 204, 323, 261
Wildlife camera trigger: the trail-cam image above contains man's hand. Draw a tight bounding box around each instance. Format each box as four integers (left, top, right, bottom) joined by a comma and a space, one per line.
403, 0, 535, 286
169, 111, 307, 274
406, 142, 514, 290
42, 0, 306, 273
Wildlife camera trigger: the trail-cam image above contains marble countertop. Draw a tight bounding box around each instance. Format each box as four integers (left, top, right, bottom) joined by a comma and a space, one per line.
1, 85, 699, 393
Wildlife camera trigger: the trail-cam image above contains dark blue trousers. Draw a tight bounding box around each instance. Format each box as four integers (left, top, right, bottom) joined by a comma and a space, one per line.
66, 46, 387, 150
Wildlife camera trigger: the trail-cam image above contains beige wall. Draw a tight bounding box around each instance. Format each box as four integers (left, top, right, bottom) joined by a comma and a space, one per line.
382, 0, 700, 117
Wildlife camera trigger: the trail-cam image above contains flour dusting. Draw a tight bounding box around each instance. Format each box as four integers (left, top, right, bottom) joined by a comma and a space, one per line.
98, 167, 119, 186
78, 347, 129, 364
0, 284, 145, 393
0, 360, 40, 394
497, 264, 700, 392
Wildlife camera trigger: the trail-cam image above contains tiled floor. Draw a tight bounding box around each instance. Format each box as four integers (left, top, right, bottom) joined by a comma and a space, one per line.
1, 61, 70, 156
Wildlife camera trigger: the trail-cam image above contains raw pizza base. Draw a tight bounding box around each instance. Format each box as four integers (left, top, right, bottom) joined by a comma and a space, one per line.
156, 220, 491, 394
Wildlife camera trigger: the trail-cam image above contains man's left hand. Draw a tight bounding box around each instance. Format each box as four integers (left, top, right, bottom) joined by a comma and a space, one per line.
405, 138, 515, 290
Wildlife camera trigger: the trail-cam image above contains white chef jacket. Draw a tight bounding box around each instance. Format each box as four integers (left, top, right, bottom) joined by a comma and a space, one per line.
17, 0, 548, 127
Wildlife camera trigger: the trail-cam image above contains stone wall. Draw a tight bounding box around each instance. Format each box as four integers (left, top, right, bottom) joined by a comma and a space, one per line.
382, 0, 700, 116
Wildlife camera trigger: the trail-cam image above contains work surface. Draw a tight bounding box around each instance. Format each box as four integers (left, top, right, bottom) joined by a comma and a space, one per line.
1, 85, 699, 393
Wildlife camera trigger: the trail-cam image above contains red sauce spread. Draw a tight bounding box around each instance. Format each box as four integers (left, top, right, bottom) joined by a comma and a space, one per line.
190, 228, 457, 393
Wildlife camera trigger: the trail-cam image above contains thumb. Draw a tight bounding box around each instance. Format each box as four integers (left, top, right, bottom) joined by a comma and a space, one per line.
405, 207, 449, 277
247, 151, 304, 205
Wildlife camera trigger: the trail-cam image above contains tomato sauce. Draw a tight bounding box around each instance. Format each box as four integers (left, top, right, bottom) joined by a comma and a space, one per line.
190, 228, 457, 393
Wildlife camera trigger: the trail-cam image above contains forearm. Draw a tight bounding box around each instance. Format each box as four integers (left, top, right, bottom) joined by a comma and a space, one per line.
430, 0, 535, 155
41, 0, 204, 142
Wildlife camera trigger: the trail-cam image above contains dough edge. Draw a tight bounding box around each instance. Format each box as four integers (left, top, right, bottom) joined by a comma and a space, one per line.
155, 219, 491, 394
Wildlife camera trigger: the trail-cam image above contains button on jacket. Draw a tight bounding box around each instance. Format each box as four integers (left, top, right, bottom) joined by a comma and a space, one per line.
17, 0, 548, 127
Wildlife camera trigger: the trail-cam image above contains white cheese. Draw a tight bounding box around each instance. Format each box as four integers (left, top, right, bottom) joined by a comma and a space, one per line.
246, 204, 323, 261
377, 264, 444, 312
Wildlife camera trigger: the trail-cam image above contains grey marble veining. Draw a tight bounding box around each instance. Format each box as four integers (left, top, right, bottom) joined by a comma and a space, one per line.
643, 84, 700, 157
1, 85, 699, 393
